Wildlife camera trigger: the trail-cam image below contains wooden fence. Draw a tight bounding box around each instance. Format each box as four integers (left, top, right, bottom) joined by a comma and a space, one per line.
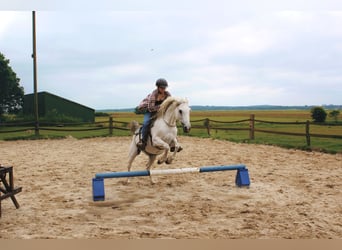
0, 117, 128, 135
1, 115, 342, 147
187, 114, 342, 146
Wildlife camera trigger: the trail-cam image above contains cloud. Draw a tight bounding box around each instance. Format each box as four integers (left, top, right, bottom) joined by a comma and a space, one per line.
1, 8, 342, 109
211, 24, 276, 56
0, 12, 16, 37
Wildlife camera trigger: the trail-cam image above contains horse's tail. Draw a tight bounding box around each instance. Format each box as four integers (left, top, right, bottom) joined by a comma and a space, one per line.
129, 120, 140, 134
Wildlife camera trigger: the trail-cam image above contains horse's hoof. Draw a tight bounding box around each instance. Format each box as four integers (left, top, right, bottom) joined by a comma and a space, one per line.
170, 146, 182, 152
157, 160, 164, 164
150, 177, 156, 185
166, 159, 173, 164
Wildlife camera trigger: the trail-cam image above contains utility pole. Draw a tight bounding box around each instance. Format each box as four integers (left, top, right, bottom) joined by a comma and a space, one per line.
32, 11, 39, 136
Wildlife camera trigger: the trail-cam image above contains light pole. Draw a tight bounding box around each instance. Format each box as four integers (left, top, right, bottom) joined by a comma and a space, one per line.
32, 11, 39, 136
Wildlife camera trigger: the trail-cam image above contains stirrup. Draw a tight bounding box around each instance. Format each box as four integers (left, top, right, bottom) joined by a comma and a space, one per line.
137, 140, 146, 151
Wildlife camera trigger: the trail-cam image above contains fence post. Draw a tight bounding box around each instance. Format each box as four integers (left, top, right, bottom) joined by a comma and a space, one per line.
109, 116, 113, 135
306, 120, 311, 147
204, 118, 210, 136
249, 114, 255, 140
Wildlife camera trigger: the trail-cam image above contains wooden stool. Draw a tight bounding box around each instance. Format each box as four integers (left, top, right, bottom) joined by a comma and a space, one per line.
0, 166, 22, 217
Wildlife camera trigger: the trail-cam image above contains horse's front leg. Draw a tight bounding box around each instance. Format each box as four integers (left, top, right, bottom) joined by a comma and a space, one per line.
158, 148, 169, 164
166, 138, 179, 164
152, 137, 170, 164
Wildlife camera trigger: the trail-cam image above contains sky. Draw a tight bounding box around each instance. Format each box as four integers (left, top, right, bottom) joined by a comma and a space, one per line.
1, 1, 342, 109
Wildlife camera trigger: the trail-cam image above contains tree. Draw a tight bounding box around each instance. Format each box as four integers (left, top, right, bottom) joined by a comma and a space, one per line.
310, 106, 327, 123
0, 52, 24, 117
329, 110, 340, 123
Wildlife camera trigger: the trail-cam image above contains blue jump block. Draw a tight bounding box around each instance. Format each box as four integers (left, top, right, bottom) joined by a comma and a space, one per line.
92, 178, 105, 201
235, 168, 250, 187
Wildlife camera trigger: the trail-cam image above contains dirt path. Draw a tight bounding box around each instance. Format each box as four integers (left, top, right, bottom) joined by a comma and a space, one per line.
0, 136, 341, 239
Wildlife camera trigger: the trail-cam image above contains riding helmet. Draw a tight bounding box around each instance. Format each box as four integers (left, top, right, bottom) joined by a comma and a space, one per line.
156, 78, 168, 88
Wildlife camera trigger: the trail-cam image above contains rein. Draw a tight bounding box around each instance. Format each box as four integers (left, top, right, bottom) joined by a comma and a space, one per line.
163, 116, 177, 127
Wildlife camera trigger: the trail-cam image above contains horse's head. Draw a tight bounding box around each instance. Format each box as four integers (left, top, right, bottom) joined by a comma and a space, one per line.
158, 97, 191, 133
175, 99, 191, 133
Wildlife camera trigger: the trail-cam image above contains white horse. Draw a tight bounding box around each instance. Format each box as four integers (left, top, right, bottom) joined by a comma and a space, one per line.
127, 97, 191, 183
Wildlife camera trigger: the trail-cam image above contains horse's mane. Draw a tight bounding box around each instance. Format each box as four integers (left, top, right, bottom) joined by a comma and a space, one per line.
157, 97, 188, 119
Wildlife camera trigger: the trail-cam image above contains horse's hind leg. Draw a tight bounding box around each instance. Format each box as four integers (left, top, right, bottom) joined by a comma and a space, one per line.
146, 155, 157, 184
126, 140, 139, 184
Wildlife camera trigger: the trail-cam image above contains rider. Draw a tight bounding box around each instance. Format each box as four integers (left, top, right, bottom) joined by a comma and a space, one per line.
137, 78, 171, 150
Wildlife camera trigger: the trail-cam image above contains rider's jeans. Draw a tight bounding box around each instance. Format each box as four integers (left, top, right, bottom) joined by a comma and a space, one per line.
141, 112, 152, 142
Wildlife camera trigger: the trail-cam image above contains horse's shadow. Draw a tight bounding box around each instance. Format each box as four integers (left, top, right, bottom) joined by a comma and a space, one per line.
90, 192, 155, 210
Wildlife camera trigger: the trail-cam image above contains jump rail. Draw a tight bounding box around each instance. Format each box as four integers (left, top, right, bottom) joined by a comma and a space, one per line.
92, 164, 250, 201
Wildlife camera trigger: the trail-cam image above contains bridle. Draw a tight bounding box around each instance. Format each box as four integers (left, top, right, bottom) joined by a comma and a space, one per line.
163, 116, 177, 127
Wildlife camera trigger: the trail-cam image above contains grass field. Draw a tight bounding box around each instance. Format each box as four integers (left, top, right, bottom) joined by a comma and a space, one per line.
1, 110, 341, 153
185, 110, 342, 153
